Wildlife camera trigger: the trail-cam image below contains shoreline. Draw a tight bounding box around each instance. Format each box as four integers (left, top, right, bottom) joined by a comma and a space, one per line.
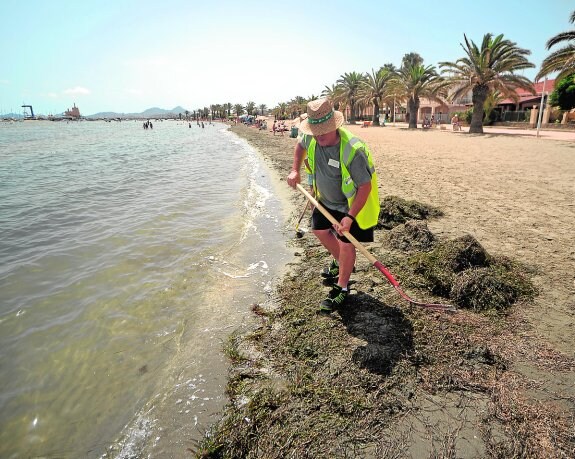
194, 122, 575, 457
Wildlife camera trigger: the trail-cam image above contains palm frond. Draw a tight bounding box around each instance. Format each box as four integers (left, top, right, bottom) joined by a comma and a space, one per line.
537, 44, 575, 80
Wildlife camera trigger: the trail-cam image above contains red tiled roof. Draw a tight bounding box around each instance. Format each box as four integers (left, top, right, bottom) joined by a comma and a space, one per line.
517, 79, 555, 96
500, 79, 555, 105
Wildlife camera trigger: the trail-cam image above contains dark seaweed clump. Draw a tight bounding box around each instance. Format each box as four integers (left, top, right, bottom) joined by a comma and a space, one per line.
377, 195, 443, 230
386, 220, 436, 252
408, 235, 536, 311
450, 259, 537, 311
409, 234, 489, 296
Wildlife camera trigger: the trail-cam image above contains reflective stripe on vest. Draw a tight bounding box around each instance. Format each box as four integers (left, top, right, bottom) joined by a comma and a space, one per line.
306, 127, 380, 229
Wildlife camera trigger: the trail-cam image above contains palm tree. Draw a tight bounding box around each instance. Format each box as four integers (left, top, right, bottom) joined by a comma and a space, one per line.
259, 104, 267, 116
390, 63, 446, 129
401, 52, 423, 70
537, 10, 575, 81
234, 104, 244, 117
287, 96, 306, 118
212, 104, 222, 119
276, 102, 288, 119
358, 68, 393, 126
245, 101, 256, 116
440, 33, 535, 134
336, 71, 366, 123
380, 63, 398, 74
483, 90, 504, 124
321, 84, 345, 111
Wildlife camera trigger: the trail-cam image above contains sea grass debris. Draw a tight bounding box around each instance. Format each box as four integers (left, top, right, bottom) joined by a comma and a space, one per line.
386, 220, 436, 252
377, 196, 443, 230
410, 234, 489, 296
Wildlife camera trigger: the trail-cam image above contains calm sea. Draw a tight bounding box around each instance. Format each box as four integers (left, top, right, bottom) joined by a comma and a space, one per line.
0, 120, 292, 458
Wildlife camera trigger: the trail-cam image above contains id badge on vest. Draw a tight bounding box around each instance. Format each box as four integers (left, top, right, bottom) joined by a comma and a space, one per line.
328, 158, 340, 168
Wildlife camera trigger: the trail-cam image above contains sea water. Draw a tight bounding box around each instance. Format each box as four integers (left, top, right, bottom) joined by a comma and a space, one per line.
0, 120, 292, 457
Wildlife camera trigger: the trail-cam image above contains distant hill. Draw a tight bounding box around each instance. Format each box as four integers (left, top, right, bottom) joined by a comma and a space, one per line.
1, 106, 191, 119
1, 112, 24, 119
87, 106, 189, 118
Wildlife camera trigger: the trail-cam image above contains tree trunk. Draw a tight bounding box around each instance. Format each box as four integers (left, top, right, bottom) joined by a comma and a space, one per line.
470, 85, 489, 134
408, 97, 419, 129
349, 98, 356, 123
372, 102, 380, 126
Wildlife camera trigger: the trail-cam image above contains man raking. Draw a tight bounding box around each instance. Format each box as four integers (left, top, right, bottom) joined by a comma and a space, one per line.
287, 98, 380, 313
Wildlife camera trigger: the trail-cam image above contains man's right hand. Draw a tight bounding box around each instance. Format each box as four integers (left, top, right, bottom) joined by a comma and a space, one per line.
287, 169, 300, 188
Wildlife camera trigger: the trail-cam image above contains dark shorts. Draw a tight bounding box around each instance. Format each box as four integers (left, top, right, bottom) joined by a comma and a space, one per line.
311, 205, 374, 244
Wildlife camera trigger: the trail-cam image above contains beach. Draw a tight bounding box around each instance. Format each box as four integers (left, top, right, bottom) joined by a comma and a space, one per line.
201, 121, 575, 457
237, 121, 575, 352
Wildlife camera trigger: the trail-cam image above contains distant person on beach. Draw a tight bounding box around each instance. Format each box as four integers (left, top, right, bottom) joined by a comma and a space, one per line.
286, 98, 380, 313
451, 114, 461, 131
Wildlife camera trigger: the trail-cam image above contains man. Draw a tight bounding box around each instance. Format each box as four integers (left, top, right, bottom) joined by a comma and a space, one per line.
287, 98, 380, 313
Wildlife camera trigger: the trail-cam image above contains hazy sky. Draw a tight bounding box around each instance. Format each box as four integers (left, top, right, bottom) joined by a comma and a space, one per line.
1, 0, 571, 116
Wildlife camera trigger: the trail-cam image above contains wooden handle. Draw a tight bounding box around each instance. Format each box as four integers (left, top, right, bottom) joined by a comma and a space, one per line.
296, 184, 456, 312
296, 184, 377, 265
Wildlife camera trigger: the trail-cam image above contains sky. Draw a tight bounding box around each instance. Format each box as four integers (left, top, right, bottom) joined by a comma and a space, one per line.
0, 0, 572, 116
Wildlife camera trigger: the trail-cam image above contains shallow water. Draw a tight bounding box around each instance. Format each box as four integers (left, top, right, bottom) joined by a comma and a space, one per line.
0, 120, 292, 457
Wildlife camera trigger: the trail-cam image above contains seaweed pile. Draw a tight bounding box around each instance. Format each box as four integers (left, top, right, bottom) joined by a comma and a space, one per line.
376, 195, 443, 230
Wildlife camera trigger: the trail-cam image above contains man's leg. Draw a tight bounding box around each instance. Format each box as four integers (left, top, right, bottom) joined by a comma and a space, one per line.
337, 241, 356, 288
313, 229, 340, 261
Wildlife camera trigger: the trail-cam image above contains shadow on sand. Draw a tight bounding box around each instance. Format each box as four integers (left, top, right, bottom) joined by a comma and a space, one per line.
335, 291, 413, 376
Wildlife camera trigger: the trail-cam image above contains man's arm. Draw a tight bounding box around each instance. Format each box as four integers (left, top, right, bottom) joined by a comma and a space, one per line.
336, 181, 371, 234
287, 142, 306, 188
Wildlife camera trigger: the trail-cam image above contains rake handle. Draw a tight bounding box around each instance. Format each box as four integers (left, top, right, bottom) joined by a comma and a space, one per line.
295, 199, 310, 229
295, 184, 455, 312
296, 184, 376, 263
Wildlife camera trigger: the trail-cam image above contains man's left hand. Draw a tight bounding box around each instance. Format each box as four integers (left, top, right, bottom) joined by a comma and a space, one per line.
335, 216, 353, 236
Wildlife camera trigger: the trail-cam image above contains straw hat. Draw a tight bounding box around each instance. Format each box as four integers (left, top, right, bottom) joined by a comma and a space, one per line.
298, 98, 344, 136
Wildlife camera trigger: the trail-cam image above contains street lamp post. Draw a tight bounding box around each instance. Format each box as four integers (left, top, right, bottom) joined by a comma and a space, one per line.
536, 77, 547, 138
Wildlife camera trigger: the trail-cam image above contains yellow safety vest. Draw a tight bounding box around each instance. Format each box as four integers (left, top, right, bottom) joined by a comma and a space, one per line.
301, 127, 380, 229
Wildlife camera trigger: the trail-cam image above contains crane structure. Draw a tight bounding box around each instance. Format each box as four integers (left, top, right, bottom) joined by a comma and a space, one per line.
21, 104, 35, 119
